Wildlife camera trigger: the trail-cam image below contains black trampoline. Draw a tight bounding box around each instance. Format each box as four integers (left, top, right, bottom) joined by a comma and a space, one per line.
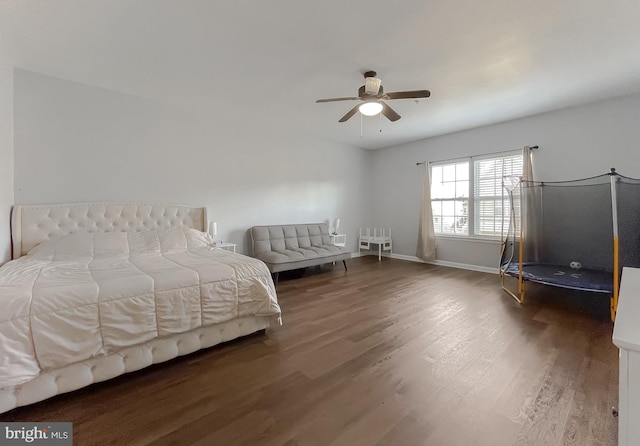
501, 262, 613, 294
499, 168, 640, 320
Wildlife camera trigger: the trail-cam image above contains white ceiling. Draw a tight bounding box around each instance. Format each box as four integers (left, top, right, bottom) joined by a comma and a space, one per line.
2, 0, 640, 150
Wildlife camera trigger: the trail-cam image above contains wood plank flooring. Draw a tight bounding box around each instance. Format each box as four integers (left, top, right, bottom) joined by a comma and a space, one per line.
1, 257, 618, 445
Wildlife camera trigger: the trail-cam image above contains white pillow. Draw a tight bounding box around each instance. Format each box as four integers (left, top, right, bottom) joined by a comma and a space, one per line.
27, 228, 214, 259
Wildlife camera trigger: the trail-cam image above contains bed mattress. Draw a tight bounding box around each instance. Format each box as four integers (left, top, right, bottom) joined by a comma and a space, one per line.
0, 227, 281, 389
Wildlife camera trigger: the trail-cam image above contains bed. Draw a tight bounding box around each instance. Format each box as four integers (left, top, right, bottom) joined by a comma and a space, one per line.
0, 202, 281, 414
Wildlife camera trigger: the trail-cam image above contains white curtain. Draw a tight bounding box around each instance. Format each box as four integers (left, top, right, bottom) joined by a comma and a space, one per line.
417, 163, 436, 260
521, 145, 540, 262
522, 145, 534, 182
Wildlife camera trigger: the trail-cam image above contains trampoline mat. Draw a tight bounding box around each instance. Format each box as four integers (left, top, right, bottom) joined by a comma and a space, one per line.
501, 262, 613, 294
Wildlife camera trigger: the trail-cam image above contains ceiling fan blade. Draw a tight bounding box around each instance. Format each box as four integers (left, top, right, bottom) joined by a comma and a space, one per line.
338, 104, 360, 122
384, 90, 431, 100
316, 97, 360, 103
381, 102, 401, 122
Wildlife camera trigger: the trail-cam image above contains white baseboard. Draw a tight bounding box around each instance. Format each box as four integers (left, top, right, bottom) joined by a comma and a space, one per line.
355, 252, 498, 275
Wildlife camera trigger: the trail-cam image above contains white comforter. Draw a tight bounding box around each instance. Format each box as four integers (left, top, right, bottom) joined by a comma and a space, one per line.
0, 228, 280, 388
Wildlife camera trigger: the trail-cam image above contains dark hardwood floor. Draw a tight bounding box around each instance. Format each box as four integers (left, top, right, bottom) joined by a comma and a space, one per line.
2, 257, 618, 445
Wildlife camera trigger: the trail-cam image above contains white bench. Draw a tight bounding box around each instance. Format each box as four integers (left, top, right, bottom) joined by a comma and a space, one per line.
359, 227, 392, 261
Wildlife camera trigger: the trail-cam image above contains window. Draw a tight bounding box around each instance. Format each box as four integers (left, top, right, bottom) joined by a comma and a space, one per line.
431, 162, 469, 235
431, 152, 523, 238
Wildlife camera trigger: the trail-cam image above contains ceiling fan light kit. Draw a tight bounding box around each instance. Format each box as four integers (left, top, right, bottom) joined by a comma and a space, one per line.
316, 70, 430, 123
359, 101, 383, 116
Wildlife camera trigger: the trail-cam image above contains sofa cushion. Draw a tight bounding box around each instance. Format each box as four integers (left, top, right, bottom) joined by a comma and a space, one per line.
250, 223, 351, 273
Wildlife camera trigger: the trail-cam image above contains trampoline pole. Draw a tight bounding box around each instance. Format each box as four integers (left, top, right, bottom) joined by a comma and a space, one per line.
500, 183, 523, 303
518, 217, 524, 302
610, 170, 619, 322
518, 178, 525, 303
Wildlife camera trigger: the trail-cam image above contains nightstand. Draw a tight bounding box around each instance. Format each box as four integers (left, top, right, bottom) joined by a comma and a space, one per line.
215, 242, 237, 253
330, 234, 347, 247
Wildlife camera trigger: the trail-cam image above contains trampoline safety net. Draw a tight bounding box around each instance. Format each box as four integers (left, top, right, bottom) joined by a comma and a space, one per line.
500, 170, 640, 319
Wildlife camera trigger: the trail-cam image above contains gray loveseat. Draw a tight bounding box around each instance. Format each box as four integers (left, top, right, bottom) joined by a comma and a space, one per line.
250, 223, 351, 283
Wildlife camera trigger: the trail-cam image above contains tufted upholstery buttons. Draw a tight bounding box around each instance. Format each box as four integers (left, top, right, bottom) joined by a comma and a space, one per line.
13, 203, 206, 258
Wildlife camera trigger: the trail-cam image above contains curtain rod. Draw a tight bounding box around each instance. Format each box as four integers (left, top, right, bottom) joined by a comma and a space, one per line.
415, 145, 538, 166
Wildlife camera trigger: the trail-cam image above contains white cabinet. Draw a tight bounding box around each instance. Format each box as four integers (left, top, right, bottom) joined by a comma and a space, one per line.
215, 242, 237, 253
330, 234, 347, 247
613, 267, 640, 446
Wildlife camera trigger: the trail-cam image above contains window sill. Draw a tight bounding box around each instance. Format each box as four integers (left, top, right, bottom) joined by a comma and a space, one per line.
435, 235, 501, 244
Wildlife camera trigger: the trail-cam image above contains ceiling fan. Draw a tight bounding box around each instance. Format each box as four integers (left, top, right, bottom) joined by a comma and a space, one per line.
316, 71, 430, 123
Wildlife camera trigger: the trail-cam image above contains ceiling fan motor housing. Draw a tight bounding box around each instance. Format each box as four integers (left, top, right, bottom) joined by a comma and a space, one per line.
359, 84, 383, 98
363, 73, 382, 96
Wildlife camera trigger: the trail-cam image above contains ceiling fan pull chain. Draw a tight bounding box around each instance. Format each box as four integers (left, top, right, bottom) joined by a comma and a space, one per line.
379, 109, 382, 133
360, 113, 363, 138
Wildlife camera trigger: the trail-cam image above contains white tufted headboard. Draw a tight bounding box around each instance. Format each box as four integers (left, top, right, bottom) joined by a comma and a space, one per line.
11, 202, 207, 259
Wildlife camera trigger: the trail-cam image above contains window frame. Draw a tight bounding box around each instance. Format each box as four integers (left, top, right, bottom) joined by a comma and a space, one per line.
430, 150, 522, 240
430, 159, 471, 237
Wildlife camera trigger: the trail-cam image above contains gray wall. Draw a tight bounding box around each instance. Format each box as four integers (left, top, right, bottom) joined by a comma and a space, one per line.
0, 37, 13, 264
10, 69, 640, 269
14, 70, 370, 255
369, 93, 640, 269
